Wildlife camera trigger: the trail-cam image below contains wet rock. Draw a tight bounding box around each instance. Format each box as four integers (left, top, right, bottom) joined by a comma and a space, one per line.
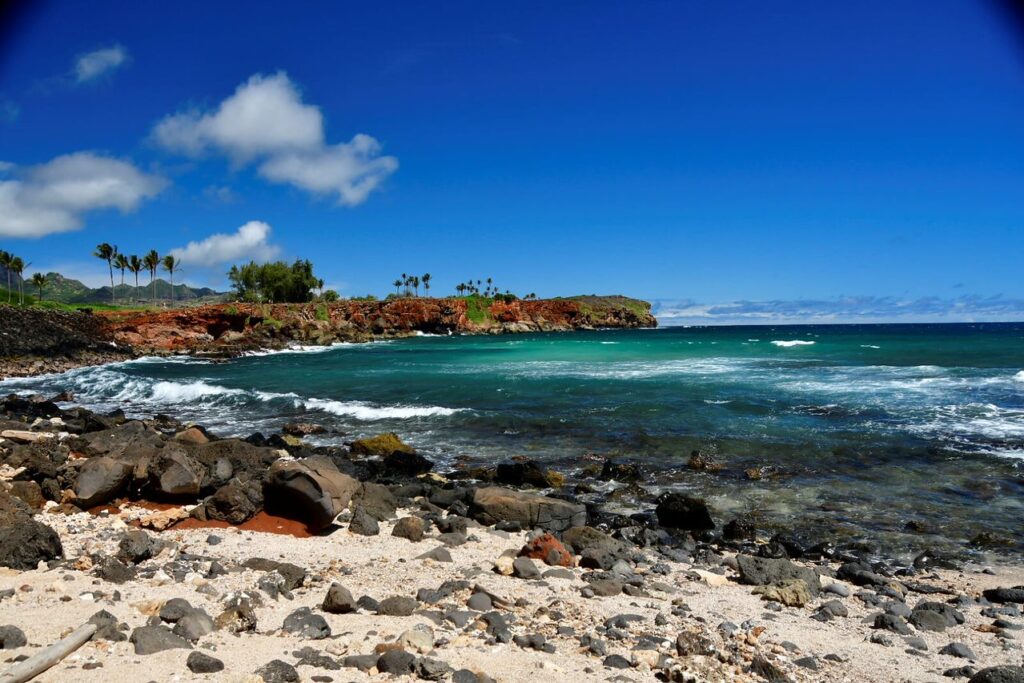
939, 642, 977, 660
73, 456, 133, 508
655, 492, 714, 530
129, 625, 191, 655
599, 459, 642, 482
255, 659, 299, 682
349, 506, 380, 535
322, 582, 357, 614
519, 532, 573, 567
175, 426, 211, 444
470, 486, 586, 533
384, 450, 434, 475
392, 516, 425, 542
377, 595, 418, 616
264, 456, 359, 531
495, 459, 560, 488
282, 422, 325, 437
187, 651, 224, 673
282, 607, 331, 639
736, 555, 819, 596
723, 516, 757, 541
377, 649, 417, 675
0, 625, 26, 649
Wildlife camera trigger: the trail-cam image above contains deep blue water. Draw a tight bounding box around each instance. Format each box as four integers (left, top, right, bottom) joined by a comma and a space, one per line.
4, 323, 1023, 554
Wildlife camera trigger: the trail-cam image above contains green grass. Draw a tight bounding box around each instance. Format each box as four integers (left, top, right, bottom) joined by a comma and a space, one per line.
0, 285, 150, 312
462, 294, 494, 325
315, 304, 329, 321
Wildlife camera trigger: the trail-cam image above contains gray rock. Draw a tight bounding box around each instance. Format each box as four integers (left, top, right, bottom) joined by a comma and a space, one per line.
467, 592, 492, 611
874, 613, 913, 635
241, 558, 306, 591
969, 666, 1024, 683
910, 609, 949, 632
87, 609, 127, 642
187, 651, 224, 673
939, 642, 977, 660
0, 625, 26, 649
905, 636, 928, 651
589, 580, 623, 597
73, 456, 132, 508
0, 513, 62, 570
352, 482, 397, 521
129, 625, 192, 655
172, 609, 215, 642
282, 607, 331, 639
470, 487, 586, 533
117, 529, 157, 564
255, 659, 299, 682
603, 654, 632, 669
377, 595, 418, 616
159, 598, 193, 623
655, 492, 714, 530
322, 582, 357, 614
377, 649, 416, 674
349, 506, 380, 536
512, 557, 540, 579
736, 555, 819, 596
824, 583, 851, 598
341, 654, 380, 671
417, 547, 453, 562
982, 588, 1024, 604
416, 657, 453, 681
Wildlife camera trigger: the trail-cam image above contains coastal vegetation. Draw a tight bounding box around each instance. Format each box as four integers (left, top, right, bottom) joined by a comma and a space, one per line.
227, 259, 329, 303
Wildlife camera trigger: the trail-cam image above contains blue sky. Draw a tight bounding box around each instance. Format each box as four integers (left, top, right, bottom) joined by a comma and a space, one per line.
1, 1, 1023, 323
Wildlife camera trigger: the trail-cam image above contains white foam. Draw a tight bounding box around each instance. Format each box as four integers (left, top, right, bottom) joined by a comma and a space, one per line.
1014, 371, 1024, 383
703, 399, 731, 404
304, 398, 463, 419
860, 344, 881, 349
242, 343, 352, 357
149, 380, 244, 402
771, 340, 816, 348
599, 341, 620, 345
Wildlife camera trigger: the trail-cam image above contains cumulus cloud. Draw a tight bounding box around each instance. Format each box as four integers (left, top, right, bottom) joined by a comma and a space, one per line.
653, 296, 1024, 325
169, 220, 279, 267
152, 72, 397, 205
75, 45, 129, 83
0, 152, 166, 238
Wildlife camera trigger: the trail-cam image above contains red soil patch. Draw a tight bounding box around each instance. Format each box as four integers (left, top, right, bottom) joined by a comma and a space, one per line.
169, 511, 318, 538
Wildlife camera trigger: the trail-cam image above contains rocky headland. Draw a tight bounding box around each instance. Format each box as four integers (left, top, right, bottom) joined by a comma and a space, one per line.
0, 393, 1022, 682
0, 295, 656, 377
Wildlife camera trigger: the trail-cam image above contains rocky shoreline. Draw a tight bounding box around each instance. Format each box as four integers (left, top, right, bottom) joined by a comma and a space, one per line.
0, 296, 657, 378
0, 393, 1022, 682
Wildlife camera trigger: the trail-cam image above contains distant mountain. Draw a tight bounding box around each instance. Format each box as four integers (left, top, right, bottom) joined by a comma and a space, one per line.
0, 265, 227, 304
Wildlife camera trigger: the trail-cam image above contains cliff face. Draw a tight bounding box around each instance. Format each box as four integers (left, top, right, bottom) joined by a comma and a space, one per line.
101, 295, 657, 355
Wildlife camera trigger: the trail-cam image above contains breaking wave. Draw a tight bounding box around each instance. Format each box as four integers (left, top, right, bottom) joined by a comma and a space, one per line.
771, 340, 816, 347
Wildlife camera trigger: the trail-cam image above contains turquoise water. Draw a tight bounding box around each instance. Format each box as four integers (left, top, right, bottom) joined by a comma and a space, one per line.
4, 323, 1024, 554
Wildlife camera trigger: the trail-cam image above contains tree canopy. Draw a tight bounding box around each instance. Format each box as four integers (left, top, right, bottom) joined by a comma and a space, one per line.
228, 259, 320, 303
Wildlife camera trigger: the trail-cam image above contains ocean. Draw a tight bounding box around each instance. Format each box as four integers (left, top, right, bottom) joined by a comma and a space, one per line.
4, 322, 1023, 555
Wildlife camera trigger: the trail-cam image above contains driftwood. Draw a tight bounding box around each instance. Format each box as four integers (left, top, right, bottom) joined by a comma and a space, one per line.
0, 623, 97, 683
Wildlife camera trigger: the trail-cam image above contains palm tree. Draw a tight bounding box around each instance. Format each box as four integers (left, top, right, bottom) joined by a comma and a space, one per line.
0, 250, 11, 303
143, 250, 159, 302
30, 272, 47, 303
162, 255, 180, 305
113, 253, 128, 303
9, 256, 25, 305
93, 243, 117, 305
422, 273, 431, 296
128, 255, 143, 302
393, 279, 402, 295
412, 276, 420, 296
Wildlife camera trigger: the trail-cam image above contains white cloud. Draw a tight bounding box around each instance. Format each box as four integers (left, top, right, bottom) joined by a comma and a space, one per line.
170, 220, 279, 267
153, 72, 397, 205
0, 152, 166, 238
75, 45, 129, 83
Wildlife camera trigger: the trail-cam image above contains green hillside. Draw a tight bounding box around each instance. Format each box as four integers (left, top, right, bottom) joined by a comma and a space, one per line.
0, 265, 226, 306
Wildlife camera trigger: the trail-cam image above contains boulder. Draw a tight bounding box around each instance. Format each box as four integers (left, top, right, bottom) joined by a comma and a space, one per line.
0, 511, 62, 570
281, 607, 331, 639
322, 582, 357, 614
349, 506, 380, 536
735, 555, 819, 596
752, 579, 812, 607
174, 426, 211, 444
384, 450, 434, 475
117, 529, 157, 564
282, 422, 326, 436
187, 651, 225, 673
350, 432, 415, 456
563, 526, 632, 569
392, 516, 425, 542
73, 456, 133, 508
982, 587, 1024, 604
147, 448, 203, 498
969, 667, 1024, 683
495, 459, 560, 488
129, 625, 191, 655
173, 609, 215, 642
0, 625, 26, 649
352, 482, 397, 521
263, 456, 359, 530
201, 481, 260, 524
470, 486, 586, 533
655, 492, 715, 530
